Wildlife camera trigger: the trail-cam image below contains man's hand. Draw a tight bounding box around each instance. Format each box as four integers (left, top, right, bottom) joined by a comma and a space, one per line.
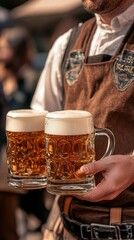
76, 155, 134, 202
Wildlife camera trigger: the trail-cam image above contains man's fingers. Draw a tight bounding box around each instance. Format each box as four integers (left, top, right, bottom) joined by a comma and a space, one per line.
80, 159, 107, 175
76, 180, 113, 202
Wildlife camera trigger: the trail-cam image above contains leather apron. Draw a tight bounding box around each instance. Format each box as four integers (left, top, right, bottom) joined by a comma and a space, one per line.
59, 18, 134, 225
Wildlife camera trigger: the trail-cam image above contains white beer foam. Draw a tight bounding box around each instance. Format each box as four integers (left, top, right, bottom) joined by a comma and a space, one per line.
6, 109, 48, 132
45, 110, 94, 135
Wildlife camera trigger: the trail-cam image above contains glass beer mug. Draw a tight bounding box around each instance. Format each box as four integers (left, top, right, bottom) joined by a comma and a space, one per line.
45, 110, 115, 195
6, 109, 48, 189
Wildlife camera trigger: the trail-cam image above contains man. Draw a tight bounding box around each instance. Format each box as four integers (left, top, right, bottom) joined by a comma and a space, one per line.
31, 0, 134, 239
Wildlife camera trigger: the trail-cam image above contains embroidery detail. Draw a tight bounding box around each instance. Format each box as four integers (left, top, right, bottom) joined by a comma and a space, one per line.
113, 50, 134, 91
65, 49, 85, 86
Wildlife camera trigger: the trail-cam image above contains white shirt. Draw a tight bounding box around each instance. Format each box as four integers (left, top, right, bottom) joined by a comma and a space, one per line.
31, 3, 134, 112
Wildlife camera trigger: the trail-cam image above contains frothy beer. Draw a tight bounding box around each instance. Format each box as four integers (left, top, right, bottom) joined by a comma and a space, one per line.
6, 109, 48, 189
45, 110, 96, 194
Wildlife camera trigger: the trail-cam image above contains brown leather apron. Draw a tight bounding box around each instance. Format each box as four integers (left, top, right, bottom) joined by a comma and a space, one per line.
59, 18, 134, 224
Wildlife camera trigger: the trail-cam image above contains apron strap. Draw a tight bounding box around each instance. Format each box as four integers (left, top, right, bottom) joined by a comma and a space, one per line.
63, 196, 73, 214
110, 207, 122, 224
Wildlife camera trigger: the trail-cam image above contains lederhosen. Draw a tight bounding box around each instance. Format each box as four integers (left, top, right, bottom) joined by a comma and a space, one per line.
59, 18, 134, 240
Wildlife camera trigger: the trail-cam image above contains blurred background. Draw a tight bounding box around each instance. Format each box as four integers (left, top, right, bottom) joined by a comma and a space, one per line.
0, 1, 93, 240
1, 0, 92, 68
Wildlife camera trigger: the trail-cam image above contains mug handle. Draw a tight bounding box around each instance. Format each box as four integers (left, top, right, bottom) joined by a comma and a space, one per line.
95, 128, 115, 158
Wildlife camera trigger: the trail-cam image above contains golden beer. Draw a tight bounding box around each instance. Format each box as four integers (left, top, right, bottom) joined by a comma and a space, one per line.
6, 109, 48, 189
46, 133, 95, 180
45, 110, 115, 195
45, 110, 96, 195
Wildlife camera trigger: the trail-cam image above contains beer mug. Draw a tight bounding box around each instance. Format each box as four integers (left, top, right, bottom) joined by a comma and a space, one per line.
6, 109, 48, 189
45, 110, 115, 195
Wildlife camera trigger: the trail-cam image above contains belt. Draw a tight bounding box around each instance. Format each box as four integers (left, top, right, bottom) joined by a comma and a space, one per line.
62, 213, 134, 240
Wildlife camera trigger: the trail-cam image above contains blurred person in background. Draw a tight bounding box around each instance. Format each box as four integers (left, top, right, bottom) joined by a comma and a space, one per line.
0, 8, 19, 240
0, 26, 37, 110
0, 25, 49, 239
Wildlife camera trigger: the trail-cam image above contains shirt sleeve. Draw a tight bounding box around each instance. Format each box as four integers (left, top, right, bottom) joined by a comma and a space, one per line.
30, 29, 72, 112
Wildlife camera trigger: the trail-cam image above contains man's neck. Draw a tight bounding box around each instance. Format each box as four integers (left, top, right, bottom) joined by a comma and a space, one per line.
99, 0, 134, 25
